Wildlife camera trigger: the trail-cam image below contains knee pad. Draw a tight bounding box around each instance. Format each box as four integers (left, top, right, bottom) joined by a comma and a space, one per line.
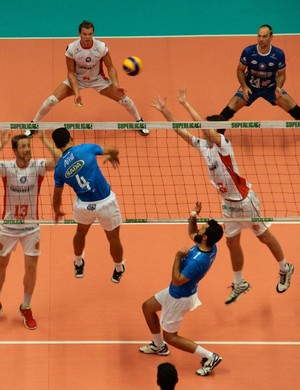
47, 95, 59, 106
220, 106, 235, 120
288, 105, 300, 119
118, 96, 134, 109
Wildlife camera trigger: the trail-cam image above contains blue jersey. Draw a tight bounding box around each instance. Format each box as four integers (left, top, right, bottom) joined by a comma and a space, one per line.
54, 144, 111, 202
240, 44, 286, 90
169, 244, 217, 299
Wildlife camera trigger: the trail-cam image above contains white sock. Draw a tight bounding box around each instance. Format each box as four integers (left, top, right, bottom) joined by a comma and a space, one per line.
233, 271, 243, 285
278, 259, 288, 272
152, 333, 164, 348
194, 346, 213, 359
74, 256, 83, 266
22, 294, 32, 309
114, 262, 124, 272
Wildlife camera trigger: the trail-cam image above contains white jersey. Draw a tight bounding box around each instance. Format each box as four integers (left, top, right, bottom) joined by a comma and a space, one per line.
65, 38, 109, 81
0, 159, 46, 236
192, 135, 251, 200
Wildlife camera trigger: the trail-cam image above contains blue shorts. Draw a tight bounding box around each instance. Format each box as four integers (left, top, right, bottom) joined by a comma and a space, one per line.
234, 86, 287, 106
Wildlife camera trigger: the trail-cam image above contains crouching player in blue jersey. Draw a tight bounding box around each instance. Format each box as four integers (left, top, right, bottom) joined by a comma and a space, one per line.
139, 202, 224, 377
51, 127, 125, 283
211, 24, 300, 124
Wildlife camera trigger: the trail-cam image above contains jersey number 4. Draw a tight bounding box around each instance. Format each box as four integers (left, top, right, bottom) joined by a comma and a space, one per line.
76, 174, 91, 191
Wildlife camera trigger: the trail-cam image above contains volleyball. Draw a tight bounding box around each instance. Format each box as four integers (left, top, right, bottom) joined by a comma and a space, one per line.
122, 56, 143, 76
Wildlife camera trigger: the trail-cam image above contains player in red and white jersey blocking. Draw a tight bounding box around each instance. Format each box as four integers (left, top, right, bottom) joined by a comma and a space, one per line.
151, 88, 294, 305
28, 20, 149, 137
0, 131, 60, 329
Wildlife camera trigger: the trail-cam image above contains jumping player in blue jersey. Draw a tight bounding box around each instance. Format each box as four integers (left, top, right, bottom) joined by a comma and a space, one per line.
212, 25, 300, 122
139, 202, 224, 377
51, 127, 125, 283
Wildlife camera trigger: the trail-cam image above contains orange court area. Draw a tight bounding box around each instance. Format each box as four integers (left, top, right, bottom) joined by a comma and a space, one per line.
0, 35, 299, 389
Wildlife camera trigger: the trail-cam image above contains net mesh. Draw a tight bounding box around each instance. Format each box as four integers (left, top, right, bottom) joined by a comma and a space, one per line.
0, 123, 299, 223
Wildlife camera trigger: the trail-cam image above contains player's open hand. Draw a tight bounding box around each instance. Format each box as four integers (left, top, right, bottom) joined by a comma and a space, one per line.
151, 94, 167, 111
177, 87, 187, 105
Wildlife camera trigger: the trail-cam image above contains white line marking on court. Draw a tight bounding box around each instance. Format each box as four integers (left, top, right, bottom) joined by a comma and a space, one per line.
0, 340, 299, 345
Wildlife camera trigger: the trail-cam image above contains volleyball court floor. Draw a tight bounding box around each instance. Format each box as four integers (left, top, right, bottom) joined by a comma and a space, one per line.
0, 35, 300, 389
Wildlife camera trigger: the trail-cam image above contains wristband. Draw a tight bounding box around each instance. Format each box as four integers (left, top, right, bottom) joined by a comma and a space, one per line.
190, 211, 197, 217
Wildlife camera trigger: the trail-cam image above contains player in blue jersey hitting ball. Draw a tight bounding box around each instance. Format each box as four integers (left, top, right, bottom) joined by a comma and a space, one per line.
210, 24, 300, 123
51, 127, 125, 283
139, 202, 224, 377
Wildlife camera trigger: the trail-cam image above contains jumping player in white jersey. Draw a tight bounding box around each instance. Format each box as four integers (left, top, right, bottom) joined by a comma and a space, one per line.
27, 20, 149, 137
209, 25, 300, 124
51, 127, 125, 283
0, 130, 60, 329
151, 88, 294, 304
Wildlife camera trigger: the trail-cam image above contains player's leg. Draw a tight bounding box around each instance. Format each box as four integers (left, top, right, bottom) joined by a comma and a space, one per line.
163, 330, 222, 376
257, 229, 294, 292
72, 223, 91, 278
18, 254, 39, 330
100, 85, 150, 136
104, 226, 126, 283
218, 94, 248, 120
0, 254, 11, 303
32, 83, 74, 122
139, 295, 170, 355
0, 234, 16, 311
225, 233, 251, 304
274, 94, 300, 119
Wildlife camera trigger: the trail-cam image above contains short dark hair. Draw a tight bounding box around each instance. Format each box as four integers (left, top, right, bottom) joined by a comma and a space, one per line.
79, 20, 95, 33
204, 219, 223, 247
11, 134, 29, 149
206, 114, 226, 135
52, 127, 71, 149
259, 24, 273, 36
157, 363, 178, 390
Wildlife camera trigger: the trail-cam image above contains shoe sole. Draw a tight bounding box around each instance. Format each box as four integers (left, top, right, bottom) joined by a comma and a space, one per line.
75, 274, 84, 278
196, 357, 223, 376
276, 266, 294, 293
225, 286, 251, 305
139, 349, 170, 356
138, 130, 150, 136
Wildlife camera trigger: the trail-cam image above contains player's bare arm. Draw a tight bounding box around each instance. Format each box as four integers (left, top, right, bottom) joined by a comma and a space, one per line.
275, 68, 286, 98
52, 186, 65, 222
237, 62, 251, 100
171, 247, 190, 286
103, 52, 126, 98
66, 56, 81, 105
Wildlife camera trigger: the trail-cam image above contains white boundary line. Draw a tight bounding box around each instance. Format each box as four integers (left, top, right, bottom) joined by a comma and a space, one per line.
0, 340, 299, 345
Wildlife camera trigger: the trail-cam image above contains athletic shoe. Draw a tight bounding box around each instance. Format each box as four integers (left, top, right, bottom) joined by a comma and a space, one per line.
276, 263, 294, 293
137, 117, 150, 136
74, 259, 85, 278
19, 305, 37, 330
24, 129, 36, 137
196, 353, 222, 376
111, 263, 125, 283
225, 280, 251, 305
139, 341, 170, 356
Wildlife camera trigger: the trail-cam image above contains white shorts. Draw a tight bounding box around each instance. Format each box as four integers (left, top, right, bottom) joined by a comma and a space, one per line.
63, 76, 112, 92
0, 230, 41, 257
222, 190, 271, 238
73, 191, 122, 231
155, 287, 201, 333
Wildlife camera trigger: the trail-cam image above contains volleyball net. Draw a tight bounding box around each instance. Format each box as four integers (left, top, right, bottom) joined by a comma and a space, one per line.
0, 121, 299, 224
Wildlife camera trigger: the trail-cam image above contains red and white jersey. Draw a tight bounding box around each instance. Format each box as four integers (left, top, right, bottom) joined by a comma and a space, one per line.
65, 38, 109, 81
192, 135, 251, 200
0, 159, 46, 236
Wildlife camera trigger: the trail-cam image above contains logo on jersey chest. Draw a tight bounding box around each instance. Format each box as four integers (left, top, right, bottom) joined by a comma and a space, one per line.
65, 160, 84, 178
